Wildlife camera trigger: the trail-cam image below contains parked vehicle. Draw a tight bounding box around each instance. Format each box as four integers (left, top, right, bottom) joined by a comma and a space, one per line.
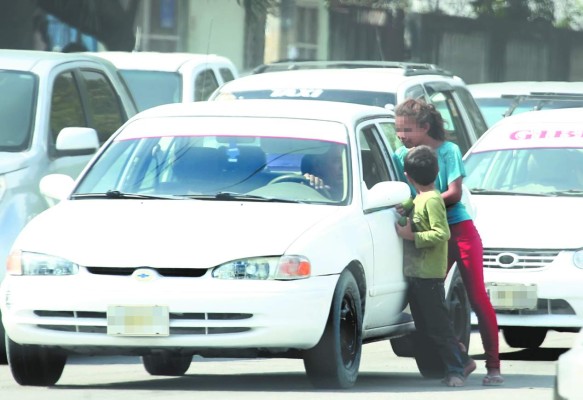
92, 51, 238, 111
1, 99, 471, 388
468, 81, 583, 128
211, 61, 488, 155
463, 107, 583, 349
0, 49, 138, 364
554, 328, 583, 400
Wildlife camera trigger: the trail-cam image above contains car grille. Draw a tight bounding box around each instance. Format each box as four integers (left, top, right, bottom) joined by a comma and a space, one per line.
86, 267, 207, 278
497, 299, 575, 316
483, 249, 560, 269
33, 310, 252, 335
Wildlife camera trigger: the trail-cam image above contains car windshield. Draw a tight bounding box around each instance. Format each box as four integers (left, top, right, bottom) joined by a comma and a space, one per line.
74, 117, 351, 205
475, 97, 583, 127
119, 70, 181, 111
465, 147, 583, 196
0, 71, 36, 152
223, 89, 396, 108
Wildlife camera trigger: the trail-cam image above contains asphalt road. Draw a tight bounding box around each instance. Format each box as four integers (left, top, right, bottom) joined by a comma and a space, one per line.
0, 329, 575, 400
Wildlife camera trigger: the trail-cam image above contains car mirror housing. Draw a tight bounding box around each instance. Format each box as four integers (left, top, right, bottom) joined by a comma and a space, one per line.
363, 181, 411, 211
56, 127, 99, 155
39, 174, 75, 205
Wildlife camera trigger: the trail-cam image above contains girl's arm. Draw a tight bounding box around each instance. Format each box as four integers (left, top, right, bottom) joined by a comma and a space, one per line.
442, 176, 463, 206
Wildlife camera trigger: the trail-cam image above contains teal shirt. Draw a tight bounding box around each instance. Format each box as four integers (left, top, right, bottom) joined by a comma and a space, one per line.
394, 142, 471, 225
403, 190, 451, 278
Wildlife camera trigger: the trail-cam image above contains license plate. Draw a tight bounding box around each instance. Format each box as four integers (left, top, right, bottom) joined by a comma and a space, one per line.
486, 283, 538, 310
107, 305, 170, 336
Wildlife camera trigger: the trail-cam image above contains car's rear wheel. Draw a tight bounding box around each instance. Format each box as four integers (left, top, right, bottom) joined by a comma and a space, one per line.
503, 327, 547, 349
142, 353, 193, 376
6, 336, 66, 386
303, 270, 362, 389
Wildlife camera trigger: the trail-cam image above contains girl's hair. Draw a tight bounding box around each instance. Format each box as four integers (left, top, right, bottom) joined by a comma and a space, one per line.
395, 98, 446, 141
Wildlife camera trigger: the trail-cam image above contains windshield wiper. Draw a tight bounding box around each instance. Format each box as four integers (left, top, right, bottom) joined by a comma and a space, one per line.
546, 189, 583, 196
71, 191, 175, 200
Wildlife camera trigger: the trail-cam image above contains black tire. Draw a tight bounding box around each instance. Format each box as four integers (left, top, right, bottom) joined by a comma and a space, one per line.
303, 270, 363, 389
142, 353, 193, 376
0, 317, 7, 364
6, 336, 66, 386
503, 327, 547, 349
446, 270, 471, 351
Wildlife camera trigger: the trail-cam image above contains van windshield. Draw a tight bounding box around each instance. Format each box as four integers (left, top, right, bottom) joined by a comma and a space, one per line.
0, 71, 36, 152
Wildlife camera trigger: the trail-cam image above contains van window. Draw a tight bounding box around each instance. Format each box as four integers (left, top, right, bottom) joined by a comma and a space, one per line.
80, 70, 125, 144
195, 69, 219, 101
50, 71, 85, 152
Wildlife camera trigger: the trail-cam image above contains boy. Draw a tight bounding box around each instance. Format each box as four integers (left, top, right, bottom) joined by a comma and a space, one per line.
395, 145, 474, 387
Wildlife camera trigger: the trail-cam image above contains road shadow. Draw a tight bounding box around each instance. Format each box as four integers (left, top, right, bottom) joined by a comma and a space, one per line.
471, 347, 570, 362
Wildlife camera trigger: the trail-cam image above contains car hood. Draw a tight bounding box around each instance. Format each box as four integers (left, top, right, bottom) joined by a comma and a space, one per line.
0, 152, 29, 174
472, 195, 583, 249
17, 199, 345, 269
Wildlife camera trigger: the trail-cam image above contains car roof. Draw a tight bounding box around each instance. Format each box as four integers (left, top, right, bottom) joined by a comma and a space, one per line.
469, 108, 583, 153
218, 68, 465, 93
252, 60, 454, 75
130, 98, 392, 125
0, 49, 115, 72
468, 81, 583, 97
91, 51, 236, 72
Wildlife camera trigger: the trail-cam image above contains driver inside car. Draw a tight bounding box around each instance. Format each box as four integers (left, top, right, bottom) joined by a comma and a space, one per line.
302, 144, 345, 200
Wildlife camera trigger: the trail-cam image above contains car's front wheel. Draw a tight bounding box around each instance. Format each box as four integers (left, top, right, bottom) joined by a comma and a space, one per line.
6, 336, 66, 386
303, 270, 363, 389
503, 327, 547, 349
142, 353, 193, 376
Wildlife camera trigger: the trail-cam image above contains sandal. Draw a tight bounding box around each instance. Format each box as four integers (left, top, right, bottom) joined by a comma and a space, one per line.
482, 374, 504, 386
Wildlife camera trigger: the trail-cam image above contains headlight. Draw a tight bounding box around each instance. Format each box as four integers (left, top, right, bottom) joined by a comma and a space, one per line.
7, 250, 79, 276
212, 256, 311, 280
574, 250, 583, 269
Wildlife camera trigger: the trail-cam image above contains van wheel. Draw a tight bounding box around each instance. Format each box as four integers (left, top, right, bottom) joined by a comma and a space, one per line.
0, 318, 7, 364
6, 337, 66, 386
142, 353, 193, 376
303, 270, 363, 389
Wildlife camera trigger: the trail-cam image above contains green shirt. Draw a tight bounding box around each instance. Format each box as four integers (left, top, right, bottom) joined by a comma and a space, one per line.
403, 190, 451, 279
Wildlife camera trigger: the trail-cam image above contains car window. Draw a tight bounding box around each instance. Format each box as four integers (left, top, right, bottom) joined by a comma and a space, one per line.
465, 147, 583, 194
404, 84, 425, 100
455, 86, 488, 137
358, 126, 392, 189
219, 67, 235, 83
119, 70, 181, 111
195, 69, 219, 101
50, 71, 86, 154
426, 90, 472, 154
80, 70, 125, 144
0, 71, 36, 152
378, 121, 402, 153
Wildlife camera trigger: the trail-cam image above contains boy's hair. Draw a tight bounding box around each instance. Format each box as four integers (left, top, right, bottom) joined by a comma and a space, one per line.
395, 98, 446, 141
404, 145, 439, 186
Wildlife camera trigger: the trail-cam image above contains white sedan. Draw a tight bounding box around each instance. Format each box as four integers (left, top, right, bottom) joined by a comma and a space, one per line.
555, 328, 583, 400
464, 108, 583, 349
1, 99, 469, 388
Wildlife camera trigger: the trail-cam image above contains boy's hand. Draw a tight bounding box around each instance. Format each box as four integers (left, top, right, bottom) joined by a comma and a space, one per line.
395, 218, 415, 241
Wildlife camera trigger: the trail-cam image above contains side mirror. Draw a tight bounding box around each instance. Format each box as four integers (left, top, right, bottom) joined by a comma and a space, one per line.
39, 174, 75, 206
363, 181, 411, 211
56, 127, 99, 155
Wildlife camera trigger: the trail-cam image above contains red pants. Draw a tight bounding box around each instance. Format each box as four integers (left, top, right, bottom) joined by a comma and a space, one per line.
448, 220, 500, 370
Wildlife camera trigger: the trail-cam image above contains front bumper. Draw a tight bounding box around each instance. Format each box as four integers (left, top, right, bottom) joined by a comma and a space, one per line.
477, 251, 583, 329
1, 271, 339, 355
